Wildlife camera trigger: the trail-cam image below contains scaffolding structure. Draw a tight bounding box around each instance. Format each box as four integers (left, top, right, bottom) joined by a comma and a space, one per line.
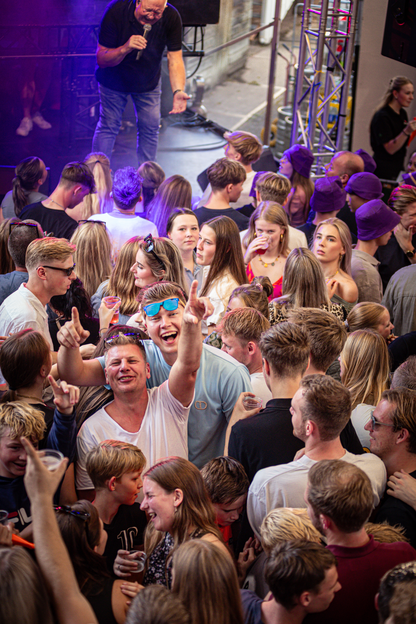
290, 0, 359, 173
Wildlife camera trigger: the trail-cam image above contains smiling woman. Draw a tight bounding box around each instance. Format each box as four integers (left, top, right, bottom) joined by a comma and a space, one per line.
138, 457, 230, 588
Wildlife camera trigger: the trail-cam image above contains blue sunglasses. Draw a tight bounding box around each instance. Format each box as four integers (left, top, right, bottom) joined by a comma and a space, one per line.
143, 298, 180, 317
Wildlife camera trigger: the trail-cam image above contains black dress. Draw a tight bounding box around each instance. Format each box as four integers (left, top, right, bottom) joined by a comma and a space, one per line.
370, 105, 408, 180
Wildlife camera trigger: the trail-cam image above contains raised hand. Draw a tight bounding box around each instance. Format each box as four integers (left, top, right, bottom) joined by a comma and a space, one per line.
48, 375, 80, 415
57, 307, 90, 349
244, 235, 269, 264
183, 280, 214, 324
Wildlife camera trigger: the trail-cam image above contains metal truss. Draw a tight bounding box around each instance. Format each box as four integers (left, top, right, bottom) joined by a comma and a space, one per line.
290, 0, 359, 173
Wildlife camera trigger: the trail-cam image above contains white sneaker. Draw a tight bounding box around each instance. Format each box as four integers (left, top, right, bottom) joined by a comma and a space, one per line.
32, 112, 52, 130
16, 117, 33, 136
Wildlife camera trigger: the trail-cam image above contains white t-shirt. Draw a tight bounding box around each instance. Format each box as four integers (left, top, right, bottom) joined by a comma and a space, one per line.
351, 404, 373, 450
88, 211, 157, 260
0, 283, 53, 384
76, 380, 191, 490
247, 450, 387, 538
250, 372, 272, 405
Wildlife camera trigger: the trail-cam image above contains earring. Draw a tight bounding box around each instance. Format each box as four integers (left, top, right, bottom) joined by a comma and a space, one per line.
339, 253, 344, 263
280, 233, 284, 243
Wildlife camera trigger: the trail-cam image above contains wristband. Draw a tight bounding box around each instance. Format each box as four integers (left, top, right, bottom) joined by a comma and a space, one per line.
403, 130, 411, 137
173, 89, 183, 97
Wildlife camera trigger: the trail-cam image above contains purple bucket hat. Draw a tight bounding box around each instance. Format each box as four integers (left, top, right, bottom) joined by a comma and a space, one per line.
355, 149, 377, 174
402, 172, 416, 188
284, 144, 314, 178
310, 176, 346, 213
355, 199, 401, 241
345, 172, 383, 200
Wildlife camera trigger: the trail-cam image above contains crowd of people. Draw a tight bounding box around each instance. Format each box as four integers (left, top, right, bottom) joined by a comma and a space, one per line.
2, 73, 416, 624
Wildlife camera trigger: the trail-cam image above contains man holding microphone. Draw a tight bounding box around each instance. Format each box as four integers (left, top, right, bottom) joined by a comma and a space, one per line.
92, 0, 190, 165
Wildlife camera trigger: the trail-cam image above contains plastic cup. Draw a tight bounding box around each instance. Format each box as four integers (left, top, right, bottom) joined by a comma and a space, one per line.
37, 449, 64, 471
0, 510, 9, 525
103, 296, 121, 324
242, 395, 263, 411
128, 550, 147, 572
256, 236, 270, 255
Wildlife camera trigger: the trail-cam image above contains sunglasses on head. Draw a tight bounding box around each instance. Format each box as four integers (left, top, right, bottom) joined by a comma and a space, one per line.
104, 329, 146, 346
54, 505, 90, 520
9, 221, 41, 236
143, 234, 166, 271
143, 297, 179, 317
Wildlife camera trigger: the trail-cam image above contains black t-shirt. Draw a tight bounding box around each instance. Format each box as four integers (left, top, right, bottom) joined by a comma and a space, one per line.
20, 202, 78, 240
376, 468, 416, 548
193, 206, 249, 232
375, 231, 416, 291
96, 0, 182, 93
236, 203, 256, 219
103, 503, 148, 574
370, 105, 408, 180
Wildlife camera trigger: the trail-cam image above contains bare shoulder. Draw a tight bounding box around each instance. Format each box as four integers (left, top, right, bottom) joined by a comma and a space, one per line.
337, 271, 358, 302
200, 533, 233, 558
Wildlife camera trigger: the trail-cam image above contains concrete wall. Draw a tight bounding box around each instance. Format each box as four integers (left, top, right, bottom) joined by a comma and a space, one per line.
186, 0, 253, 90
351, 0, 416, 158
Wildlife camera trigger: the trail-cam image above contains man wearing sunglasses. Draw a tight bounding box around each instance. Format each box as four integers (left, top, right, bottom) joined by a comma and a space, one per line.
74, 281, 211, 499
57, 280, 253, 469
364, 388, 416, 548
0, 237, 76, 386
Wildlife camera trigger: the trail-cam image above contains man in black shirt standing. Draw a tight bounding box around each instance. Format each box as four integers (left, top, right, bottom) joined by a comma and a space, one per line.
93, 0, 189, 165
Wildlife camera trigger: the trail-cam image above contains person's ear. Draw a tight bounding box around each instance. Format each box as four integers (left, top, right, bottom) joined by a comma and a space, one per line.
108, 476, 117, 491
262, 358, 271, 377
396, 428, 409, 445
247, 341, 256, 354
173, 488, 183, 508
298, 591, 311, 608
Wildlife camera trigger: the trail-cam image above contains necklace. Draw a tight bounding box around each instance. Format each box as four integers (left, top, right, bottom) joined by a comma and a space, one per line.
50, 198, 66, 210
258, 254, 280, 268
15, 392, 46, 405
325, 269, 339, 283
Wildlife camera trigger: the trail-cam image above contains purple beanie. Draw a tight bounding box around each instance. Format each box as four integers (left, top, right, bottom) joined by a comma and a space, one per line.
284, 144, 314, 178
310, 176, 346, 213
355, 149, 377, 174
402, 172, 416, 188
345, 172, 383, 200
355, 199, 401, 241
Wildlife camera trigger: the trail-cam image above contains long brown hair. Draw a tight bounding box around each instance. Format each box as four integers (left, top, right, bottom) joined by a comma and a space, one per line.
56, 500, 109, 594
143, 457, 222, 558
200, 216, 246, 297
313, 217, 353, 276
12, 157, 45, 217
82, 152, 113, 217
70, 222, 112, 297
138, 237, 188, 294
290, 170, 314, 225
243, 201, 289, 255
0, 218, 19, 274
172, 541, 244, 624
104, 236, 142, 315
146, 175, 192, 237
0, 330, 50, 401
279, 247, 330, 308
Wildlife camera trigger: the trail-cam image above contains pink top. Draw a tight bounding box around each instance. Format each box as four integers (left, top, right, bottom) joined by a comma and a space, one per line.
246, 263, 283, 300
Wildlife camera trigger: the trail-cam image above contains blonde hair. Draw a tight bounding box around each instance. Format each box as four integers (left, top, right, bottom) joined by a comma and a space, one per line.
86, 440, 146, 489
243, 201, 289, 254
365, 522, 408, 544
313, 217, 353, 275
217, 307, 270, 343
260, 508, 321, 554
0, 401, 45, 441
70, 222, 112, 297
256, 172, 291, 204
376, 76, 413, 112
224, 130, 262, 166
82, 152, 113, 217
346, 302, 388, 333
340, 329, 390, 409
104, 236, 142, 316
388, 185, 416, 215
25, 237, 76, 272
172, 541, 243, 624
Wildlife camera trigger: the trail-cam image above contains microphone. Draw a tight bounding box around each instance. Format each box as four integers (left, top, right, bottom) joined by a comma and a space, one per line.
136, 24, 151, 60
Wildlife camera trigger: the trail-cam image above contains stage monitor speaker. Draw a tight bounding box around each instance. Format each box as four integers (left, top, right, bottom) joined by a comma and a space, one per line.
169, 0, 220, 26
381, 0, 416, 68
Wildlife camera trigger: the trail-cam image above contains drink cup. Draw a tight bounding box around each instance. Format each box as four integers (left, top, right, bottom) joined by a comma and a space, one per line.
256, 236, 270, 255
242, 395, 263, 411
36, 449, 64, 471
103, 296, 121, 324
128, 550, 147, 572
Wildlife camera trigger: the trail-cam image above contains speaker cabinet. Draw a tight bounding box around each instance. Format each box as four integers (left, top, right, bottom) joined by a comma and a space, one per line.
382, 0, 416, 68
169, 0, 220, 26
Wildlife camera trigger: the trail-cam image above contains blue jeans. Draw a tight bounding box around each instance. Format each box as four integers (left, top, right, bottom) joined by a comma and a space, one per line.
92, 82, 161, 165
